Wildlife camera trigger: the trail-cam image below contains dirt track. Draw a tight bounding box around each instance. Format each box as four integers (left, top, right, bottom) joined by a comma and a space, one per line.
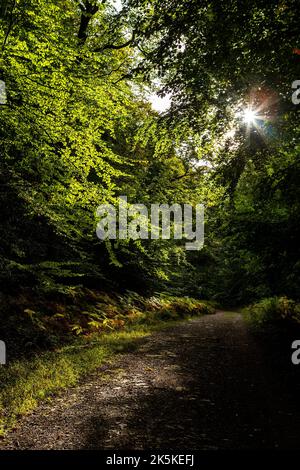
2, 311, 300, 450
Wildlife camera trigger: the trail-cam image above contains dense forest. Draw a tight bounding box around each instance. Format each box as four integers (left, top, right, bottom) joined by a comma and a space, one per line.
1, 0, 300, 441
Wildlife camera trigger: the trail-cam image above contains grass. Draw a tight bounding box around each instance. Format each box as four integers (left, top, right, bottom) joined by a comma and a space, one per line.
0, 295, 215, 436
0, 325, 158, 436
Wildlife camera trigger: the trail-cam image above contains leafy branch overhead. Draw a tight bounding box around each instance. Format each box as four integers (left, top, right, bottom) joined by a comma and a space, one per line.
0, 0, 299, 311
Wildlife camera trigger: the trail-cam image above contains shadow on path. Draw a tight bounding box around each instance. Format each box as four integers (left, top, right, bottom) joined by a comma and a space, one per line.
3, 312, 300, 449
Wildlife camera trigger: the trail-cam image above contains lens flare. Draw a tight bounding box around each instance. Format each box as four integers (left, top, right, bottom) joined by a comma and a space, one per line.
243, 108, 258, 124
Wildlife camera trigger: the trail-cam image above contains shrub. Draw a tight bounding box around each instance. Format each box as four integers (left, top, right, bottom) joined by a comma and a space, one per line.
246, 296, 300, 326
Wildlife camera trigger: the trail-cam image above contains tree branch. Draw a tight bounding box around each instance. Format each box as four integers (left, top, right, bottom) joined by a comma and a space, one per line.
2, 0, 16, 52
78, 1, 99, 45
95, 31, 136, 52
170, 169, 190, 182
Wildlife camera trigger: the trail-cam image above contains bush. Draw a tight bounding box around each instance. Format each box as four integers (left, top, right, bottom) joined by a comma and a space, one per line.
0, 289, 216, 360
245, 296, 300, 327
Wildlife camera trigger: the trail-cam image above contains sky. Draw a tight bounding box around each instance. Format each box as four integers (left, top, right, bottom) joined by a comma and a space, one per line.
112, 0, 123, 12
0, 80, 7, 104
149, 93, 172, 113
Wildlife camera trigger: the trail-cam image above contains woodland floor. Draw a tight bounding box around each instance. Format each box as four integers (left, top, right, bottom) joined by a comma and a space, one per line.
1, 311, 300, 450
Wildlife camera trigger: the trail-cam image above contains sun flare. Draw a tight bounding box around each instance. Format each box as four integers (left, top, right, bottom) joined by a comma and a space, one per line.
243, 108, 258, 124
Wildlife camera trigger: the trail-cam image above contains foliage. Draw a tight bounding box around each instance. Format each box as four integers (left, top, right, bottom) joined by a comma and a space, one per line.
0, 292, 213, 435
0, 0, 300, 414
1, 0, 300, 438
245, 297, 300, 327
0, 0, 201, 295
120, 0, 300, 305
0, 287, 215, 360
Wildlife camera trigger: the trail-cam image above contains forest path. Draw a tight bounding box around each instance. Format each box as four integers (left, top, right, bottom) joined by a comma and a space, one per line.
2, 311, 300, 450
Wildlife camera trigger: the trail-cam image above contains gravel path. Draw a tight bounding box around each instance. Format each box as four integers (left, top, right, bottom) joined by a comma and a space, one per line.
2, 311, 300, 450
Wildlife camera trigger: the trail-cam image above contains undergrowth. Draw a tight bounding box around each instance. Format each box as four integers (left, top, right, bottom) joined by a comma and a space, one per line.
0, 291, 215, 436
244, 296, 300, 328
